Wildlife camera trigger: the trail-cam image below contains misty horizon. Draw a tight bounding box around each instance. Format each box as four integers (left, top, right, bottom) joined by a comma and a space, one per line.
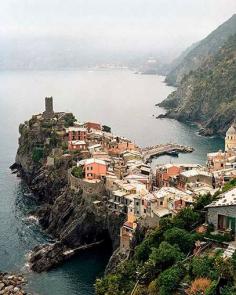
0, 0, 236, 69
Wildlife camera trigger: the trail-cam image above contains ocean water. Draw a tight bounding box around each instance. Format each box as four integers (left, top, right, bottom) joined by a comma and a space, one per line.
0, 69, 224, 294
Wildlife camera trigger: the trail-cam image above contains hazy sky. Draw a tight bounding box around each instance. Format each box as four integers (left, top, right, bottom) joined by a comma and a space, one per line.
0, 0, 236, 63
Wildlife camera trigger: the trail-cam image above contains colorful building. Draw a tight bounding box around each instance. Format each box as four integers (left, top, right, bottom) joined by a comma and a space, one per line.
84, 158, 107, 180
156, 164, 182, 187
66, 127, 87, 141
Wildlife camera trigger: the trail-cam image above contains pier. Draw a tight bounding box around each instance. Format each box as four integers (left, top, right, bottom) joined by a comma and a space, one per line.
142, 143, 194, 163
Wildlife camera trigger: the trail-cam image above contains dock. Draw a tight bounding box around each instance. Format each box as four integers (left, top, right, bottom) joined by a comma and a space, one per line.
142, 143, 194, 163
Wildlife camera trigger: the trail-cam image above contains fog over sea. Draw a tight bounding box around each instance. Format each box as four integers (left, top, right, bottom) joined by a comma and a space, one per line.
0, 69, 224, 295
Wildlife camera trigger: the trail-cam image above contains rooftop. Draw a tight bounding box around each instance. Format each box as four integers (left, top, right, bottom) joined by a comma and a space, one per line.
206, 188, 236, 208
66, 127, 87, 132
153, 187, 192, 200
181, 169, 212, 178
84, 158, 107, 166
70, 140, 86, 145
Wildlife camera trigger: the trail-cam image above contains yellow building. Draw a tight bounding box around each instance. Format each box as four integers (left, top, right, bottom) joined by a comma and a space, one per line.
225, 123, 236, 151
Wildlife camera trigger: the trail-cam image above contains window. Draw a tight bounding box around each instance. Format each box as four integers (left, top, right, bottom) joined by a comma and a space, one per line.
87, 167, 89, 170
160, 201, 163, 206
91, 166, 93, 170
142, 200, 144, 205
144, 209, 146, 213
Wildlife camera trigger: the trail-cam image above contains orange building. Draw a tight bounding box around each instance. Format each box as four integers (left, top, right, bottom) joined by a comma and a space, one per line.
156, 164, 182, 187
84, 158, 107, 180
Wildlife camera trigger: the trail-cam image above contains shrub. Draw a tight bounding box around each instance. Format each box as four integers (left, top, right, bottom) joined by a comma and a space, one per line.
186, 278, 212, 295
157, 265, 184, 295
190, 256, 217, 280
32, 147, 44, 162
71, 166, 84, 179
231, 250, 236, 271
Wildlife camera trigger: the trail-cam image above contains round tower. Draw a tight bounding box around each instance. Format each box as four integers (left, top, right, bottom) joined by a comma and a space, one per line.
225, 122, 236, 151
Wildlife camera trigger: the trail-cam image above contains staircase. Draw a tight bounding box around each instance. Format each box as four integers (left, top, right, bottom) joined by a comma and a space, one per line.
223, 244, 236, 258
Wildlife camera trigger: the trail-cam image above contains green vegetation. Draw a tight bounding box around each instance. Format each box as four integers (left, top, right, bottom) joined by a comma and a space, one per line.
161, 33, 236, 135
96, 197, 236, 294
32, 147, 44, 163
102, 125, 111, 133
49, 131, 60, 148
64, 113, 76, 128
71, 166, 84, 179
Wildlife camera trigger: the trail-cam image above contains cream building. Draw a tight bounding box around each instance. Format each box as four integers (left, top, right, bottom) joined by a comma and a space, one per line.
225, 122, 236, 151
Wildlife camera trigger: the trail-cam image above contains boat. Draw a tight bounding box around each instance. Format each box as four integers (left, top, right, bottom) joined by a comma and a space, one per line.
166, 150, 179, 157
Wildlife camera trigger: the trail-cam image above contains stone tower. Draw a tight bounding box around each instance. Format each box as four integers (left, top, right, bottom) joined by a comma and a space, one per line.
225, 121, 236, 151
43, 96, 54, 119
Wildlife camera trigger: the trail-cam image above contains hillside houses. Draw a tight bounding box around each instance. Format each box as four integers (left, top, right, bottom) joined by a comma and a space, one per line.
205, 188, 236, 239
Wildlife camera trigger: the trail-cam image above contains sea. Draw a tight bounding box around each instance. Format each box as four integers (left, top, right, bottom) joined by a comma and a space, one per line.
0, 69, 224, 295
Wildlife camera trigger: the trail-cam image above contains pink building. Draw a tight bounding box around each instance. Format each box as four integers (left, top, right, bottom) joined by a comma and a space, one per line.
67, 127, 87, 141
84, 158, 107, 180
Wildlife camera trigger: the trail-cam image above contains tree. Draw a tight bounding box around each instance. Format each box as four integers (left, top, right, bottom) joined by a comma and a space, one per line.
149, 241, 183, 272
173, 207, 200, 230
164, 227, 195, 254
71, 166, 84, 179
102, 125, 111, 133
64, 113, 76, 128
157, 265, 184, 295
134, 239, 152, 263
194, 193, 214, 210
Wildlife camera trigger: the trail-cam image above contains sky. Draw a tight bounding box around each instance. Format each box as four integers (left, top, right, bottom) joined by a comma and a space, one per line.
0, 0, 236, 66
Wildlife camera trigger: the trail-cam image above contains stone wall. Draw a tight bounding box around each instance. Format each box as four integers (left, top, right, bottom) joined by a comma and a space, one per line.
207, 205, 236, 232
68, 169, 106, 202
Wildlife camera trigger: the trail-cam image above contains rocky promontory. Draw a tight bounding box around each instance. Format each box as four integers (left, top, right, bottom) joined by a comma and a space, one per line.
11, 106, 125, 272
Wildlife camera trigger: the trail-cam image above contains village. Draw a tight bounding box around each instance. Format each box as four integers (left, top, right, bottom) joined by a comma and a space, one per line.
29, 97, 236, 259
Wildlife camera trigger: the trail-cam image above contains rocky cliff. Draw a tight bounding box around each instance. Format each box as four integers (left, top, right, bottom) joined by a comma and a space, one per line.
165, 14, 236, 86
13, 114, 125, 272
159, 33, 236, 136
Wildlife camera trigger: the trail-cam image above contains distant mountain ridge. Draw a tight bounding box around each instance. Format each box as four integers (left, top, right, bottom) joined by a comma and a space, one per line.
165, 14, 236, 86
159, 33, 236, 136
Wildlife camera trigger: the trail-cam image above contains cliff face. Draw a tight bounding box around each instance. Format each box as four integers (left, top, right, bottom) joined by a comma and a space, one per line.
160, 34, 236, 136
165, 14, 236, 86
14, 114, 125, 272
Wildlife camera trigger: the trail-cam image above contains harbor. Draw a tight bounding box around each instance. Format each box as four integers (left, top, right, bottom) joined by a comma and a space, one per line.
142, 143, 194, 163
